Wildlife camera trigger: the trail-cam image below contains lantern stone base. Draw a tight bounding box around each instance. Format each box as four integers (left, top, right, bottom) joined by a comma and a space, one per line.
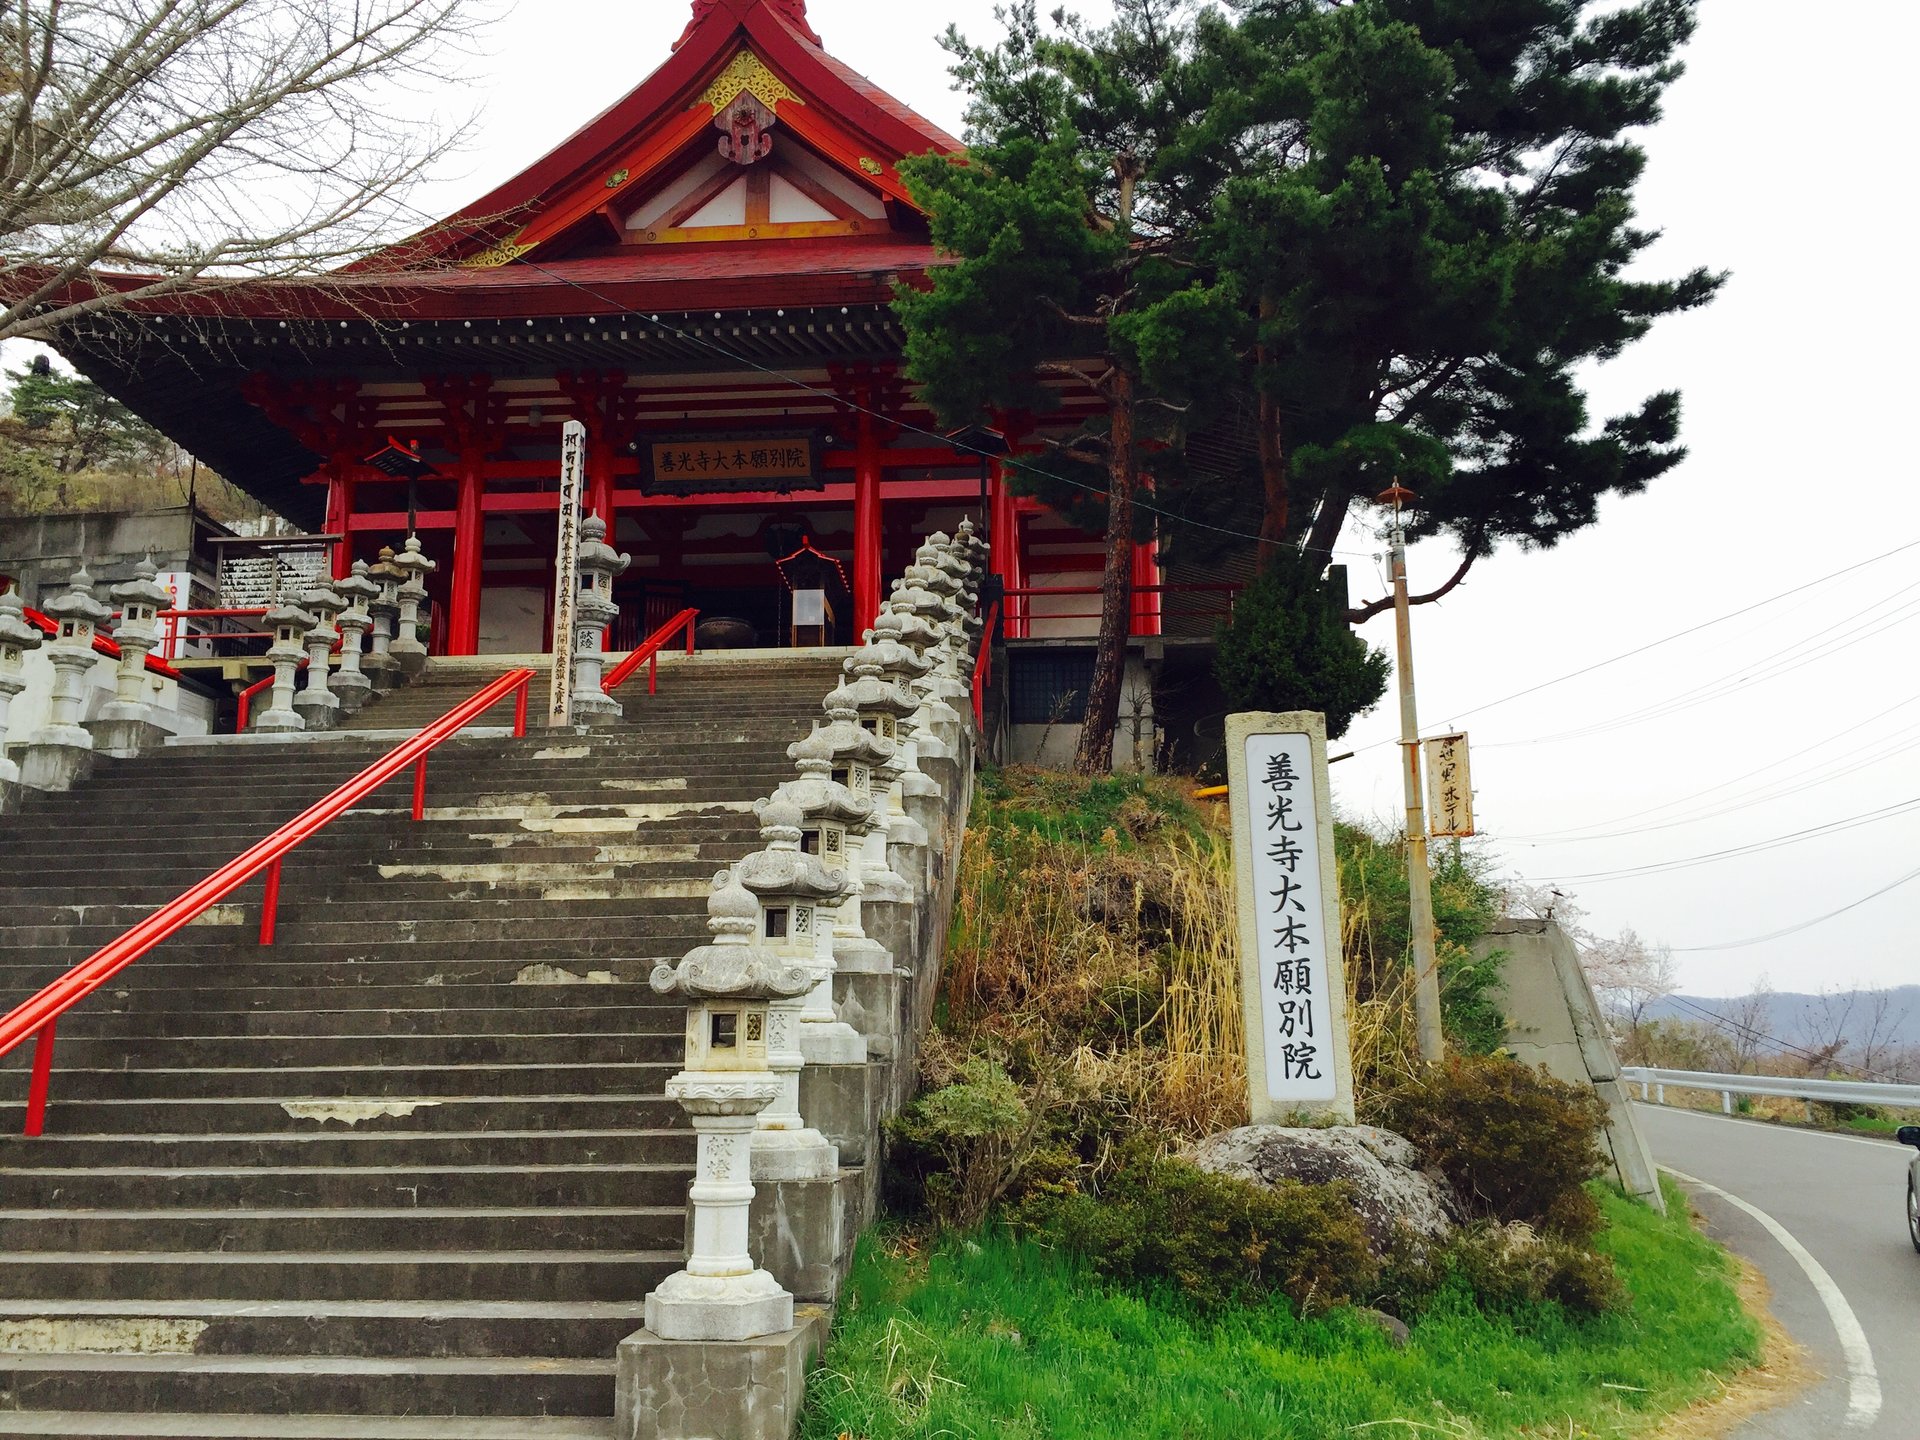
642, 1266, 794, 1343
798, 1061, 887, 1167
84, 714, 169, 758
828, 963, 905, 1062
333, 673, 373, 713
292, 691, 340, 731
253, 705, 305, 734
749, 1125, 838, 1183
17, 735, 94, 792
746, 1169, 861, 1302
615, 1306, 827, 1440
390, 641, 428, 679
796, 1017, 866, 1066
363, 654, 401, 693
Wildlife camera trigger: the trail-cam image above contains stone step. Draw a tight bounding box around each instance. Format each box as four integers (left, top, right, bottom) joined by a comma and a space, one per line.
0, 1061, 679, 1102
0, 1094, 679, 1137
55, 1003, 682, 1039
0, 1162, 688, 1209
0, 1127, 694, 1171
0, 1204, 682, 1256
0, 1350, 619, 1417
0, 1296, 649, 1361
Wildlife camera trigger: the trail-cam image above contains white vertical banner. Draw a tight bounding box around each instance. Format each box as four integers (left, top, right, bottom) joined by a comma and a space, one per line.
548, 420, 586, 729
1226, 711, 1355, 1123
1423, 731, 1474, 837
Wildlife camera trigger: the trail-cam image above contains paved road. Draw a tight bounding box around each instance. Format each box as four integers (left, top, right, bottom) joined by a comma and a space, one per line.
1635, 1104, 1919, 1438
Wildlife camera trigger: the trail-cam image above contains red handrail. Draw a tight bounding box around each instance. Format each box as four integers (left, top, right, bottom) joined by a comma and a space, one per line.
0, 667, 537, 1136
602, 608, 699, 697
973, 600, 1001, 732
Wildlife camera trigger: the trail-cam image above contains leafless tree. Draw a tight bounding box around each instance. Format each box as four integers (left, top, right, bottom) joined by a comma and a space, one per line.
1793, 987, 1857, 1076
1720, 976, 1775, 1074
1580, 927, 1678, 1051
0, 0, 495, 343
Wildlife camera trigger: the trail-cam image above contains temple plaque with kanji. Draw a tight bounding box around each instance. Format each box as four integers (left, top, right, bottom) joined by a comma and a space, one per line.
644, 434, 817, 494
1225, 711, 1355, 1123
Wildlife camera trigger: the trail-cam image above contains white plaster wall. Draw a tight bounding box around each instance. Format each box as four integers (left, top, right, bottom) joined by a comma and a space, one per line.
5, 646, 210, 742
1007, 654, 1157, 771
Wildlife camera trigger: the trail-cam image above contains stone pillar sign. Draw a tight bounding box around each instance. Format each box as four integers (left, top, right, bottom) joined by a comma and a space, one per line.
1225, 711, 1355, 1125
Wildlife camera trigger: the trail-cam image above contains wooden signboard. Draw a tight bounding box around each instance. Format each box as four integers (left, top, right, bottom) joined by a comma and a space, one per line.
1226, 711, 1356, 1124
643, 434, 818, 495
1423, 731, 1475, 837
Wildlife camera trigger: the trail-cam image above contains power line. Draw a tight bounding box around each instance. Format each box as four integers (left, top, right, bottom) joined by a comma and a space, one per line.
1346, 534, 1920, 758
1657, 992, 1897, 1083
1519, 796, 1920, 884
1506, 690, 1920, 842
1666, 864, 1920, 953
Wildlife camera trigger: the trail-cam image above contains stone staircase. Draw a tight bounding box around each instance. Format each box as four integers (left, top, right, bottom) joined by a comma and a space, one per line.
0, 653, 850, 1437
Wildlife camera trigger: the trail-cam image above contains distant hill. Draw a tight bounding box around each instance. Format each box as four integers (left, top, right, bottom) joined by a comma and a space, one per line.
1646, 986, 1920, 1055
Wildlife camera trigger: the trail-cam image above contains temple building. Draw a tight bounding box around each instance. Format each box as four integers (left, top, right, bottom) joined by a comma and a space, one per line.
46, 0, 1234, 763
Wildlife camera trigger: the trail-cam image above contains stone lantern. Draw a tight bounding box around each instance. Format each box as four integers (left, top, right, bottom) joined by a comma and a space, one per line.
820, 663, 914, 912
92, 554, 172, 755
330, 561, 379, 714
291, 579, 344, 732
255, 598, 316, 733
363, 546, 403, 693
569, 513, 631, 726
775, 730, 876, 1063
643, 868, 815, 1341
879, 587, 962, 777
859, 608, 939, 860
0, 585, 44, 788
736, 795, 850, 1181
388, 536, 435, 678
20, 568, 111, 789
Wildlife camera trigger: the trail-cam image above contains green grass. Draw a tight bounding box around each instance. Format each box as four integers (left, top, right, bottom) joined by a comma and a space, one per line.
972, 766, 1209, 850
800, 1181, 1760, 1440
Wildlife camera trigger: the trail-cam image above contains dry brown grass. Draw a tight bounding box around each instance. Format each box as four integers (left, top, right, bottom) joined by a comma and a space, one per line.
943, 774, 1431, 1143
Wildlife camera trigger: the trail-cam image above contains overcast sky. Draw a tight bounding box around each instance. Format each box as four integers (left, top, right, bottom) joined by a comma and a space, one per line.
49, 0, 1912, 998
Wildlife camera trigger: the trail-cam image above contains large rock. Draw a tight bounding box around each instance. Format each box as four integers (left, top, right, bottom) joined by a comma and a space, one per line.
1187, 1124, 1460, 1251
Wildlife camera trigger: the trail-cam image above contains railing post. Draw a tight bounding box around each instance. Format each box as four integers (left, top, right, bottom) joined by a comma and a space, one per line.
1640, 1079, 1649, 1101
513, 680, 528, 738
1722, 1090, 1733, 1115
685, 615, 695, 656
24, 1020, 57, 1137
1656, 1083, 1665, 1105
649, 652, 658, 695
412, 755, 428, 821
259, 858, 282, 946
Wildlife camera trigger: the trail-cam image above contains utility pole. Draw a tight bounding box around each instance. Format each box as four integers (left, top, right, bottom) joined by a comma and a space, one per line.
1379, 483, 1445, 1063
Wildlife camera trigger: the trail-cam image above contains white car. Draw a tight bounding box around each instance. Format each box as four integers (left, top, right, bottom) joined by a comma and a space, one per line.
1902, 1126, 1920, 1254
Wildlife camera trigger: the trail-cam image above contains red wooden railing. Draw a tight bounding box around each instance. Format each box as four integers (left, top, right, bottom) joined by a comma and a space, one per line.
602, 608, 699, 697
23, 607, 183, 680
0, 667, 538, 1136
972, 600, 1001, 732
1002, 582, 1242, 635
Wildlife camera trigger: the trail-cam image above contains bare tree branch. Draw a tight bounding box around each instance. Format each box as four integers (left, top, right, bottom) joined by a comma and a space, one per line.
0, 0, 495, 343
1345, 551, 1476, 624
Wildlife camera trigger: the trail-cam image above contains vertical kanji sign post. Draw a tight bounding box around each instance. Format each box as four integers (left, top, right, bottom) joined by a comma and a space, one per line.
1226, 711, 1355, 1124
548, 420, 586, 728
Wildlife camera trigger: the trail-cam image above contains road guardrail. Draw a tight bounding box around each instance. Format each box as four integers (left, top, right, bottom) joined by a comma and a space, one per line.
1622, 1066, 1920, 1115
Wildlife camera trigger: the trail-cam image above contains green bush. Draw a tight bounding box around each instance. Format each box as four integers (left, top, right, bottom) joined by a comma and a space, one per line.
1012, 1150, 1377, 1313
1385, 1218, 1624, 1318
884, 1058, 1063, 1230
1374, 1056, 1611, 1243
1213, 554, 1389, 741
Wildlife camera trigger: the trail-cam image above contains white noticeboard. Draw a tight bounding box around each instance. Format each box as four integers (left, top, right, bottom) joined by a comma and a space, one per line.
548, 421, 586, 728
1226, 711, 1355, 1123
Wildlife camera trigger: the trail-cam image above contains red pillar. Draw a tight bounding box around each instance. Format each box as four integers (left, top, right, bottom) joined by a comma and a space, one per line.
852, 409, 883, 637
586, 428, 616, 536
990, 460, 1019, 629
449, 451, 484, 656
324, 466, 355, 581
1130, 531, 1162, 637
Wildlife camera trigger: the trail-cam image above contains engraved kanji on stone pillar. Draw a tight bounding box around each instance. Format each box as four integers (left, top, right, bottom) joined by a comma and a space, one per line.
644, 869, 815, 1341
